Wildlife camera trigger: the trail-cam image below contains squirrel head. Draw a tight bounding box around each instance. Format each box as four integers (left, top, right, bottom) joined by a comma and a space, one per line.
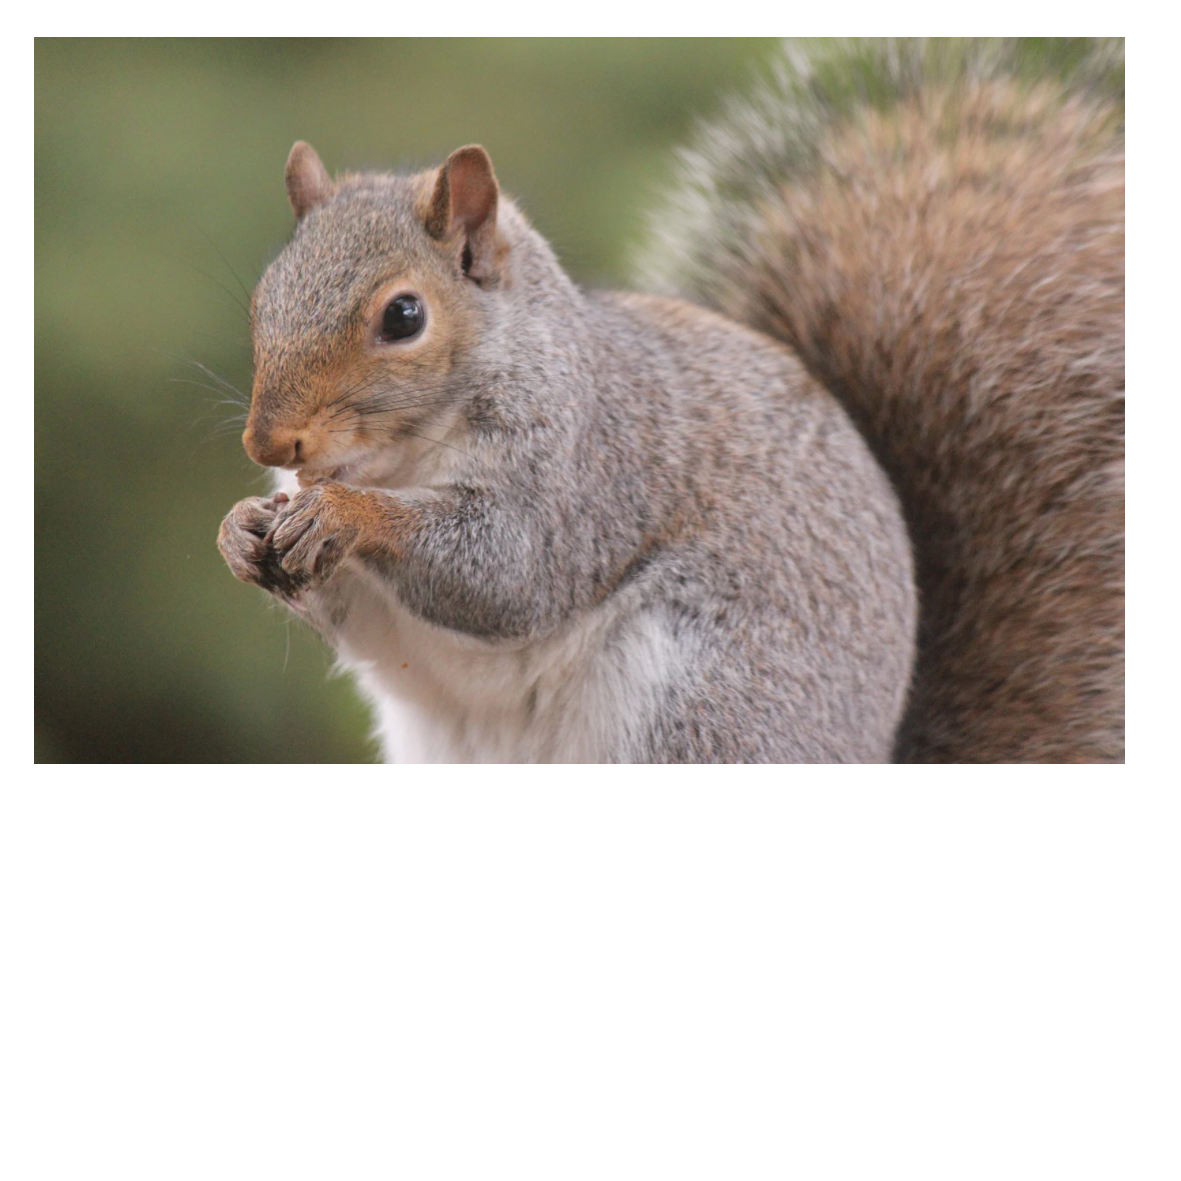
244, 141, 520, 482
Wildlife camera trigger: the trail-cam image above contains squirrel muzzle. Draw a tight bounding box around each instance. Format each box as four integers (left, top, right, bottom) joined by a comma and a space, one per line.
243, 417, 309, 469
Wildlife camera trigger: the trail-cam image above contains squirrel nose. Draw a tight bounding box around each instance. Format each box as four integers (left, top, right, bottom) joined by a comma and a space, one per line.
243, 423, 306, 468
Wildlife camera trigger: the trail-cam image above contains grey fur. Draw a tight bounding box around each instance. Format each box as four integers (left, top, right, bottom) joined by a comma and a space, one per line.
220, 39, 1122, 762
226, 162, 915, 761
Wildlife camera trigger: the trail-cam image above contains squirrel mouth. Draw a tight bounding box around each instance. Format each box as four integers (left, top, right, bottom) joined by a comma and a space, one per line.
296, 463, 355, 488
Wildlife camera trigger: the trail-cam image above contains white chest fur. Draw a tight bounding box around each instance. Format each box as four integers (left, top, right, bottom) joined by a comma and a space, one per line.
325, 564, 682, 763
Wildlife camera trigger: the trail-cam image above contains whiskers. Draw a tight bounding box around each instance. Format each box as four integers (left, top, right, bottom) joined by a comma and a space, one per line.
151, 348, 253, 442
321, 373, 475, 458
152, 218, 259, 444
160, 338, 480, 463
181, 214, 255, 324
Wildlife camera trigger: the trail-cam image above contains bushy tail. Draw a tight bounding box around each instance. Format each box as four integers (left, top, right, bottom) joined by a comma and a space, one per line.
639, 39, 1124, 762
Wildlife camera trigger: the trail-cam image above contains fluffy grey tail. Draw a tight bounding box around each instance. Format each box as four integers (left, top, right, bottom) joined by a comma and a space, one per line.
639, 39, 1124, 762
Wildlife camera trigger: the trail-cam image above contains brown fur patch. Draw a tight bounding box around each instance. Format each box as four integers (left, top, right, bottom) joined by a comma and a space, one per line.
719, 80, 1123, 760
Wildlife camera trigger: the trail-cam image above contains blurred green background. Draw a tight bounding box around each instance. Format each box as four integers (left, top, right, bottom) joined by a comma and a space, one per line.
35, 38, 780, 762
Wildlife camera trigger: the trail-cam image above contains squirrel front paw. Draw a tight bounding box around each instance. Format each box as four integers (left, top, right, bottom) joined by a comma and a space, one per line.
264, 482, 363, 593
217, 494, 304, 597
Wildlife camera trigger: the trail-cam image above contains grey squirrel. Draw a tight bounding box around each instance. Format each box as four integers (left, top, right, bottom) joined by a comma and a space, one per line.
218, 38, 1124, 762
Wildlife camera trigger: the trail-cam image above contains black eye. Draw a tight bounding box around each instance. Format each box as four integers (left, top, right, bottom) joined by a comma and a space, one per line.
379, 295, 425, 342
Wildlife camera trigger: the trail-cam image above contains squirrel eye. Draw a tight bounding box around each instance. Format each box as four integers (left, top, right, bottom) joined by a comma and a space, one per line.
379, 295, 425, 342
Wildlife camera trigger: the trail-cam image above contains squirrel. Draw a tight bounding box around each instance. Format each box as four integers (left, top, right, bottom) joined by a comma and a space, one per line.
217, 38, 1123, 763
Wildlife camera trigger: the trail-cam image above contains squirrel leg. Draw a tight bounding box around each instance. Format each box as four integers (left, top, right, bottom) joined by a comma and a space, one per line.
265, 484, 357, 591
266, 480, 563, 641
264, 480, 409, 594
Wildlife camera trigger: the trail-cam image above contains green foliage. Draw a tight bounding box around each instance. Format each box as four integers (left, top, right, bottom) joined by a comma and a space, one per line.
35, 37, 779, 762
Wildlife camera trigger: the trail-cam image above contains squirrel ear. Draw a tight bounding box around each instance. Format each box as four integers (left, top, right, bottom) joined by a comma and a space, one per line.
285, 141, 334, 220
425, 145, 502, 283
